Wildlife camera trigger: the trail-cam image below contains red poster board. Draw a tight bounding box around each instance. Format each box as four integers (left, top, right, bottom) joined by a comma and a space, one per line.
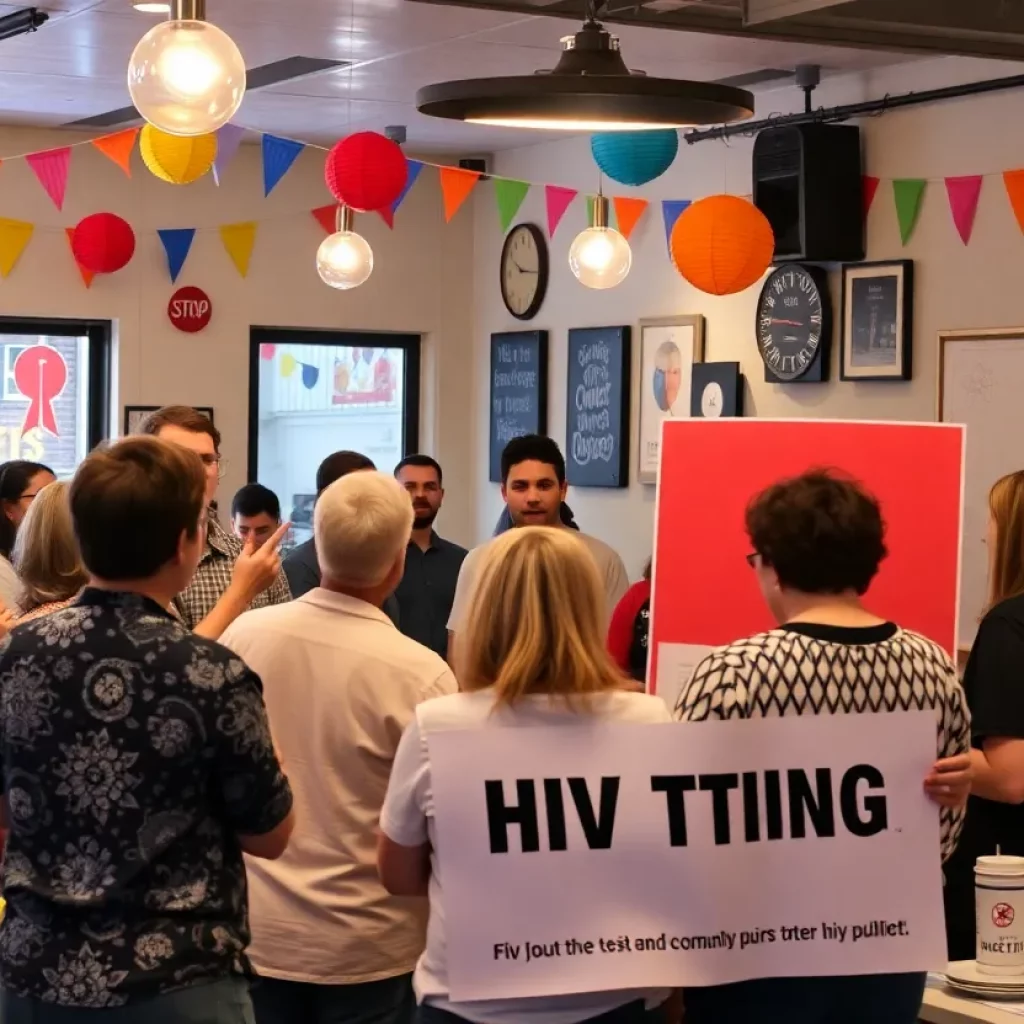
649, 419, 965, 697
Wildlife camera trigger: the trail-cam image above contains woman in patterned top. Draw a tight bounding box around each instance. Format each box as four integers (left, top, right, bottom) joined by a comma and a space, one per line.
11, 479, 87, 624
675, 470, 972, 1024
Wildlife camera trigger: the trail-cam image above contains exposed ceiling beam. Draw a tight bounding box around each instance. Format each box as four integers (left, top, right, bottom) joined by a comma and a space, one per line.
742, 0, 854, 25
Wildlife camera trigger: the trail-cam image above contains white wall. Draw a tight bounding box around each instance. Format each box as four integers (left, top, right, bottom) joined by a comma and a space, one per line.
0, 127, 477, 546
472, 57, 1024, 576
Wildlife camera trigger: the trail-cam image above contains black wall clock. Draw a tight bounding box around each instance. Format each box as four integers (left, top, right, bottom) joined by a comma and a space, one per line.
755, 263, 832, 383
500, 223, 549, 321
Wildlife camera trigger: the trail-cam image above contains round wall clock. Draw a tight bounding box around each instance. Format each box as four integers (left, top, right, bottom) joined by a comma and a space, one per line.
755, 264, 832, 383
500, 223, 549, 321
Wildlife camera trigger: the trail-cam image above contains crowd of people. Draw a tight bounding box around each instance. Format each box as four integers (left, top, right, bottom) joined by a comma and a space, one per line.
0, 405, 1014, 1024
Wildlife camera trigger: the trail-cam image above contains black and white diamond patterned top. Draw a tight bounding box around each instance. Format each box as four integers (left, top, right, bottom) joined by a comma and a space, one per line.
675, 621, 970, 862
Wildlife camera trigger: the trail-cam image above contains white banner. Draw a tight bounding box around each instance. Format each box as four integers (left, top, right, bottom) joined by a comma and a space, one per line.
427, 711, 947, 1001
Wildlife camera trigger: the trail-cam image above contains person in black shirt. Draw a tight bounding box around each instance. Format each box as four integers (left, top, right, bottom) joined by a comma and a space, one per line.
393, 455, 467, 658
945, 469, 1024, 960
0, 437, 294, 1020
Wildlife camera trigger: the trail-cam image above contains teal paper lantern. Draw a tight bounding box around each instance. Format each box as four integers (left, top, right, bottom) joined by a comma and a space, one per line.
591, 129, 679, 187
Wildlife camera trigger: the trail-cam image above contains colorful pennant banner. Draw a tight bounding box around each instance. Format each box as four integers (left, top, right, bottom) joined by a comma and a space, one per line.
862, 176, 880, 218
91, 129, 138, 178
495, 179, 530, 233
64, 227, 94, 288
312, 204, 338, 236
220, 222, 257, 278
545, 185, 577, 237
1004, 170, 1024, 235
27, 148, 71, 211
0, 219, 34, 278
279, 352, 319, 389
661, 199, 691, 252
945, 175, 983, 246
380, 160, 424, 229
439, 167, 480, 222
892, 179, 927, 245
157, 228, 197, 283
613, 196, 648, 241
262, 134, 305, 197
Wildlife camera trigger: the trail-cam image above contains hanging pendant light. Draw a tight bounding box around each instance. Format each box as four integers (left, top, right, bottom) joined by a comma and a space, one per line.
569, 195, 631, 289
128, 0, 246, 136
416, 5, 753, 132
317, 206, 373, 291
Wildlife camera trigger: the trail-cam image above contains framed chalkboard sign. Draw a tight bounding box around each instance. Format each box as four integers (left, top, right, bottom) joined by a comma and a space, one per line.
489, 331, 548, 483
565, 326, 631, 489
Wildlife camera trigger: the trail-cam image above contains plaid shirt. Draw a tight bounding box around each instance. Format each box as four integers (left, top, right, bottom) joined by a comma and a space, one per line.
173, 508, 292, 630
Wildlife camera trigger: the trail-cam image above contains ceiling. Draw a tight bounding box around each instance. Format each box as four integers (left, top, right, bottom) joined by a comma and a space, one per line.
0, 0, 959, 152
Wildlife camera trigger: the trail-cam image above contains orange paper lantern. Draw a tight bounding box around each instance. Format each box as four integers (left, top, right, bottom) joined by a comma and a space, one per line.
670, 195, 774, 296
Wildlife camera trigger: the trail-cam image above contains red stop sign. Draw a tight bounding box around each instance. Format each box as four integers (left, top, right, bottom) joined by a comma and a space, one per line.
168, 286, 212, 333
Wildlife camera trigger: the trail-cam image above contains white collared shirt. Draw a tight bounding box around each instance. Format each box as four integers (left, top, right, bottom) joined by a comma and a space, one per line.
220, 589, 457, 985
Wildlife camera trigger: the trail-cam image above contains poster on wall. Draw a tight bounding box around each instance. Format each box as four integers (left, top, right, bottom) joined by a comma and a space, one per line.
428, 711, 946, 1001
489, 331, 548, 484
565, 326, 630, 489
637, 316, 704, 485
840, 261, 913, 382
647, 419, 964, 708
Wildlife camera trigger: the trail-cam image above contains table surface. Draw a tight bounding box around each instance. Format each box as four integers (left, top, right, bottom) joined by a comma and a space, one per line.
922, 986, 1024, 1024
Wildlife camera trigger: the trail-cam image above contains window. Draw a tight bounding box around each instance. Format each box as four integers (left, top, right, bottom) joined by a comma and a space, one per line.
0, 318, 112, 478
248, 328, 420, 547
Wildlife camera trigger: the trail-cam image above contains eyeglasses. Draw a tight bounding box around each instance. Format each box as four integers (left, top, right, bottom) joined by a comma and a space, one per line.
197, 454, 222, 468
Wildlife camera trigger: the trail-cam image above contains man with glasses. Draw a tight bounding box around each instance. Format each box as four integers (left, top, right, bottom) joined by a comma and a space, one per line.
138, 406, 291, 634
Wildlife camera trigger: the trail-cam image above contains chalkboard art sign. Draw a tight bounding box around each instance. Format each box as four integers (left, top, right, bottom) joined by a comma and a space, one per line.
489, 331, 548, 483
565, 326, 631, 488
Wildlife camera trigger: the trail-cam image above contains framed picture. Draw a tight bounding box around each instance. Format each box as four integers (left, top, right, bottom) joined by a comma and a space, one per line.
123, 405, 214, 436
840, 260, 914, 381
489, 331, 548, 483
565, 326, 630, 488
637, 315, 704, 485
691, 362, 744, 418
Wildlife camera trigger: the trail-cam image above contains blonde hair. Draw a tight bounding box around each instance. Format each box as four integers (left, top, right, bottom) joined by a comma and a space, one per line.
12, 480, 88, 611
988, 470, 1024, 609
458, 527, 629, 707
314, 470, 413, 587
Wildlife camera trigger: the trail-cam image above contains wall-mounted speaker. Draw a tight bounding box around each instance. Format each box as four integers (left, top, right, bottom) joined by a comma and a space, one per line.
753, 123, 864, 263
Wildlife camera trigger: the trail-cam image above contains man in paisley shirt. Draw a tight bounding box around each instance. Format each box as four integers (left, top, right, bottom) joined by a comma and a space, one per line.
0, 437, 295, 1022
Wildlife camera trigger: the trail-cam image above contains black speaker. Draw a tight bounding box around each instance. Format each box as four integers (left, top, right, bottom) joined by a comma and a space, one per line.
753, 123, 864, 263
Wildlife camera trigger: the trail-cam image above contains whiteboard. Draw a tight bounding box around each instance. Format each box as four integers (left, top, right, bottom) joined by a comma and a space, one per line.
940, 331, 1024, 647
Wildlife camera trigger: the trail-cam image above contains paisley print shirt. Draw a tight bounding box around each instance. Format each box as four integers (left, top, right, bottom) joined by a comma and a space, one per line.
0, 589, 293, 1007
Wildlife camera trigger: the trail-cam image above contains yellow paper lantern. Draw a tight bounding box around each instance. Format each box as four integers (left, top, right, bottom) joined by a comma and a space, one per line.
140, 125, 217, 185
670, 195, 775, 296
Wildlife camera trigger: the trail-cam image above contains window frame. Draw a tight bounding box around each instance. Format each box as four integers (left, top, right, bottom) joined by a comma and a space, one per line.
247, 326, 421, 481
0, 316, 113, 454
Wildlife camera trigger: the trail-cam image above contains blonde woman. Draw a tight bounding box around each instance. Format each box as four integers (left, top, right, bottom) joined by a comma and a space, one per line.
11, 480, 88, 624
945, 470, 1024, 959
378, 527, 673, 1024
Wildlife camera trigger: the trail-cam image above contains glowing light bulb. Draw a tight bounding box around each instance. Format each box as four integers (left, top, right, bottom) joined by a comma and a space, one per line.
568, 226, 632, 289
128, 19, 246, 136
317, 231, 373, 290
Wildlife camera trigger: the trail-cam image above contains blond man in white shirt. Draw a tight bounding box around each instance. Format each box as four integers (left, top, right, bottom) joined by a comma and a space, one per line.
221, 471, 457, 1024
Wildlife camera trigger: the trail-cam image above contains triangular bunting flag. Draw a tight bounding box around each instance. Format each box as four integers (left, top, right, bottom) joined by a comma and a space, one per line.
157, 228, 197, 284
262, 135, 304, 197
862, 176, 880, 218
91, 129, 139, 178
945, 175, 984, 245
312, 204, 339, 236
26, 148, 71, 211
613, 196, 648, 241
545, 185, 577, 236
65, 227, 94, 288
661, 200, 691, 252
1004, 170, 1024, 235
220, 222, 257, 278
439, 166, 480, 222
213, 124, 245, 186
382, 160, 423, 228
0, 219, 33, 278
494, 179, 530, 233
893, 179, 927, 245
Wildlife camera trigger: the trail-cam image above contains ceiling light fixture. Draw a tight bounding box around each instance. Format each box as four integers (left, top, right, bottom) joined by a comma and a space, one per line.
416, 3, 754, 132
317, 207, 373, 291
127, 0, 245, 136
569, 194, 631, 289
0, 7, 48, 43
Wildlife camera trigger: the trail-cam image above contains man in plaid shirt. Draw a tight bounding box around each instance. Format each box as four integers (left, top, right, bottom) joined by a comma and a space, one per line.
138, 406, 292, 633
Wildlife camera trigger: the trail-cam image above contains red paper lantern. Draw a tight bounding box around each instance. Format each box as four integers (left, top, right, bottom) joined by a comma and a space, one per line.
325, 132, 407, 213
72, 213, 136, 274
670, 195, 774, 296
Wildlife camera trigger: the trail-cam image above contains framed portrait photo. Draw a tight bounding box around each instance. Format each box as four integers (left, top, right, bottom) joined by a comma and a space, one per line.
637, 315, 705, 485
840, 260, 914, 381
123, 405, 215, 436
